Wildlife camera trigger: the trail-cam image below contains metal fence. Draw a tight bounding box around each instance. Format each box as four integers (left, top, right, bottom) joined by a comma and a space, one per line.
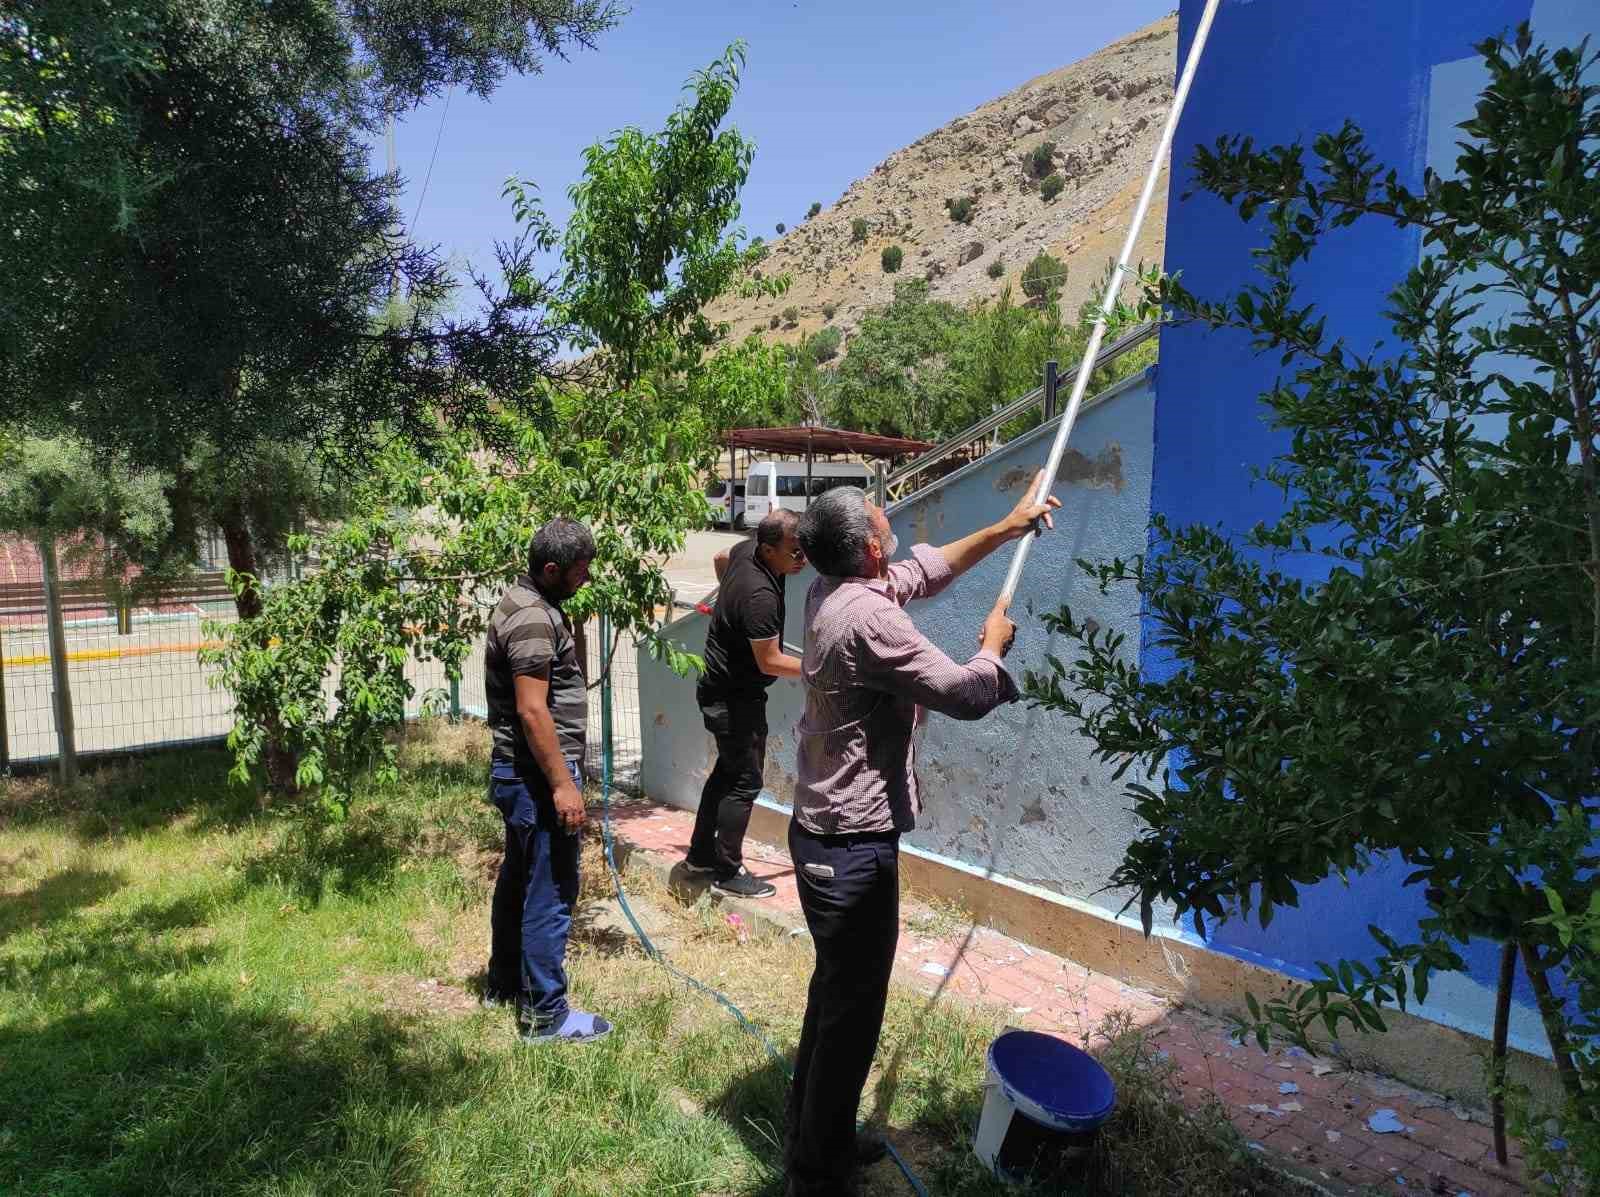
1, 583, 644, 786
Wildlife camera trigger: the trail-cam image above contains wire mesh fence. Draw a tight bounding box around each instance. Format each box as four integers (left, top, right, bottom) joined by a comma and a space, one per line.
2, 580, 645, 793
0, 593, 239, 769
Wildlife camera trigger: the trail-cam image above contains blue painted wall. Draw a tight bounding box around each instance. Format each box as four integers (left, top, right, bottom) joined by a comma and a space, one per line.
641, 370, 1165, 914
1153, 0, 1596, 1052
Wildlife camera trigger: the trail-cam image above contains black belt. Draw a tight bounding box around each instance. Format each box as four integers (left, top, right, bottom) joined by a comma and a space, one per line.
793, 823, 898, 846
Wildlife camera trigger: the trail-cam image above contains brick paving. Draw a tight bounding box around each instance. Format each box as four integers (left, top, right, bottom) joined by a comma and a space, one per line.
605, 797, 1532, 1195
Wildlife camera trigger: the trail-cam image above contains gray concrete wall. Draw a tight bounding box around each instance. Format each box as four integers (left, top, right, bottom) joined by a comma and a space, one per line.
639, 367, 1156, 915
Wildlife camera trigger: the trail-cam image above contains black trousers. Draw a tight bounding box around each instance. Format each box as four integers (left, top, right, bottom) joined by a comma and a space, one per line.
690, 689, 768, 878
784, 820, 900, 1196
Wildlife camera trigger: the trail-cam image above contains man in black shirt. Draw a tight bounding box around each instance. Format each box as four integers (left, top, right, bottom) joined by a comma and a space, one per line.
686, 509, 806, 897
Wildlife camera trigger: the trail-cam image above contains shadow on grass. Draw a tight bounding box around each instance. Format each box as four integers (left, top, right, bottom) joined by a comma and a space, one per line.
0, 890, 226, 992
707, 1055, 792, 1197
240, 812, 411, 907
701, 1053, 1016, 1197
0, 878, 481, 1195
695, 1004, 1094, 1197
0, 864, 125, 945
0, 978, 474, 1195
1, 746, 261, 842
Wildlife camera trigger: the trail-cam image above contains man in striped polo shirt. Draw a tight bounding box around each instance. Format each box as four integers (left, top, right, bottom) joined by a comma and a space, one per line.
481, 517, 611, 1043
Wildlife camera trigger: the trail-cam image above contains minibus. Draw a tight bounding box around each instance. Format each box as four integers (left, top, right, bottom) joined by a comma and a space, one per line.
741, 460, 872, 521
704, 478, 746, 528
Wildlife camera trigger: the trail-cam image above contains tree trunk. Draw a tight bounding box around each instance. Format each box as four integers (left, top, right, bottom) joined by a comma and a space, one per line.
573, 616, 590, 686
219, 504, 263, 621
38, 537, 78, 785
219, 505, 295, 794
1518, 940, 1586, 1104
1491, 940, 1517, 1165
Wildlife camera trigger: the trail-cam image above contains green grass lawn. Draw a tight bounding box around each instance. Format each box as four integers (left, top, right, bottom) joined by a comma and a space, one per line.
1, 725, 1286, 1196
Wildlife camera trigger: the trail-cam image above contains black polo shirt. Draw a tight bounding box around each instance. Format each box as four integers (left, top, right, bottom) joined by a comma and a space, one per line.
701, 538, 785, 699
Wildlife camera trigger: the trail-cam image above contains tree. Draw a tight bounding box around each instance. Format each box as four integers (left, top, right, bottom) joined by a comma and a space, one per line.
1021, 252, 1065, 303
852, 217, 870, 243
1022, 28, 1600, 1172
776, 222, 786, 234
828, 279, 960, 437
208, 44, 779, 803
1040, 174, 1065, 203
881, 245, 903, 273
807, 202, 822, 219
0, 435, 178, 781
691, 336, 798, 429
180, 439, 351, 619
945, 195, 975, 224
1, 0, 615, 608
1030, 141, 1058, 178
807, 326, 843, 364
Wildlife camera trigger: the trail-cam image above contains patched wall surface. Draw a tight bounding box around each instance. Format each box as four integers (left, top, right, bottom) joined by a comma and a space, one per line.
640, 369, 1157, 918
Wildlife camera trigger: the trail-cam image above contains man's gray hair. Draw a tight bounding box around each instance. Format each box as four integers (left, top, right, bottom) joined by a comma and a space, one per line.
797, 486, 873, 577
529, 516, 596, 575
755, 507, 800, 550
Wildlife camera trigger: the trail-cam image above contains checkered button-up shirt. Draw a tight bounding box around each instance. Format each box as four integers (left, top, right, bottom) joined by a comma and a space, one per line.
793, 543, 1018, 835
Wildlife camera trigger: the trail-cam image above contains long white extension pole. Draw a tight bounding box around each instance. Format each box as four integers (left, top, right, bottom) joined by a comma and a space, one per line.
999, 0, 1223, 603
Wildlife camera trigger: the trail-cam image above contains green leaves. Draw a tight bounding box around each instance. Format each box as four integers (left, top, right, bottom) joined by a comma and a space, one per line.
207, 47, 771, 811
3, 0, 606, 472
554, 42, 758, 387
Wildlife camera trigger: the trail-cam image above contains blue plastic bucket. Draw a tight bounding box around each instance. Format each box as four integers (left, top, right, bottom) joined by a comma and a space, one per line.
973, 1030, 1117, 1181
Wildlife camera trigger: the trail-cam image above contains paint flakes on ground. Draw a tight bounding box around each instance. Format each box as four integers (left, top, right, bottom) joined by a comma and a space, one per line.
1278, 1081, 1299, 1094
1368, 1108, 1409, 1134
920, 962, 950, 978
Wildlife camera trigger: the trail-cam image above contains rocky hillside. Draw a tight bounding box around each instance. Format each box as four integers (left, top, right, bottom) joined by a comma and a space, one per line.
712, 13, 1176, 347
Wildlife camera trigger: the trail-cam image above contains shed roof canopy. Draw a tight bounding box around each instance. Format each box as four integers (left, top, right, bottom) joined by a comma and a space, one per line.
723, 426, 931, 459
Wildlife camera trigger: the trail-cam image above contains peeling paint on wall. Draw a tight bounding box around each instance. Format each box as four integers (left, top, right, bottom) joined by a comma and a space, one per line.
1056, 444, 1124, 491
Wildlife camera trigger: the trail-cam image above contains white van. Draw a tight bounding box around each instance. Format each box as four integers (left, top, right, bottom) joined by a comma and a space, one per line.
742, 460, 873, 522
704, 478, 746, 528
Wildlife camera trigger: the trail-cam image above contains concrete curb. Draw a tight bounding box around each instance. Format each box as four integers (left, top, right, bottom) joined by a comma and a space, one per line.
610, 830, 812, 943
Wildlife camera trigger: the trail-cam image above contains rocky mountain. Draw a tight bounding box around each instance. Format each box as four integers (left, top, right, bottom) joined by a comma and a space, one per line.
711, 13, 1177, 348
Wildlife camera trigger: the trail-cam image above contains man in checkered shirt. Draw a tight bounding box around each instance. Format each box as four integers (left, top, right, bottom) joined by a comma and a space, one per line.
783, 474, 1059, 1196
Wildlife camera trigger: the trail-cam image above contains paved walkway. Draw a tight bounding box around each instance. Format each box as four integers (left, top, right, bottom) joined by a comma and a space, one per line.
606, 798, 1531, 1196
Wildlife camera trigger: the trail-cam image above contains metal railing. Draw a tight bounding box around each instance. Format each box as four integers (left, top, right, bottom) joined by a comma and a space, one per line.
880, 321, 1157, 503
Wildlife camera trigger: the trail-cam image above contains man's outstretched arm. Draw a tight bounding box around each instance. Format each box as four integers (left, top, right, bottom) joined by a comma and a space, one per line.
937, 469, 1060, 579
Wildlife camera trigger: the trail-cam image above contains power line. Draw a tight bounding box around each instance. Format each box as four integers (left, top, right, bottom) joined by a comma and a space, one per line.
408, 86, 454, 235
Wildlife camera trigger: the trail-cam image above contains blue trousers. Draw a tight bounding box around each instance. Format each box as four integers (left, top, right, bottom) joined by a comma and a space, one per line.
486, 759, 581, 1027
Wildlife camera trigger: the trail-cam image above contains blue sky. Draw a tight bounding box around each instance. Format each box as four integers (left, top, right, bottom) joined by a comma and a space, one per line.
376, 2, 1176, 285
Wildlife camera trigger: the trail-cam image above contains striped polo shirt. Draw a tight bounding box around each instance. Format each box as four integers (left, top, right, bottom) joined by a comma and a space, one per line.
484, 575, 587, 771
